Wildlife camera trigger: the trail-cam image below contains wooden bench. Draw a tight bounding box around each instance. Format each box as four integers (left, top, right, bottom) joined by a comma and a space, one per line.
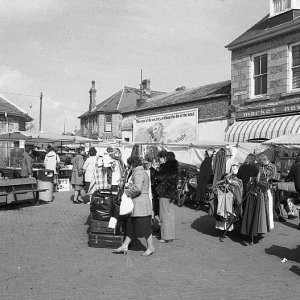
0, 178, 48, 206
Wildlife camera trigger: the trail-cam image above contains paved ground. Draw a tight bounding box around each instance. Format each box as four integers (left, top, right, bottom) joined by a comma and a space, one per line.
0, 191, 299, 300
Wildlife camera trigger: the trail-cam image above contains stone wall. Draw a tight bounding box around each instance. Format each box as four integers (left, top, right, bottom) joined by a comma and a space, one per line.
231, 30, 300, 107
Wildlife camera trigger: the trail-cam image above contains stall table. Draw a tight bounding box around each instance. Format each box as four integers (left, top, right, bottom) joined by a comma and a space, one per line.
0, 177, 48, 206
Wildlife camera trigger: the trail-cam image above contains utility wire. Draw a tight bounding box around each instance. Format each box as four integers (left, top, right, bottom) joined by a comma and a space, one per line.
0, 90, 84, 113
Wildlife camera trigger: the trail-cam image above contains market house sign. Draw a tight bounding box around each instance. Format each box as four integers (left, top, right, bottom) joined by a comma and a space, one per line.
236, 103, 300, 119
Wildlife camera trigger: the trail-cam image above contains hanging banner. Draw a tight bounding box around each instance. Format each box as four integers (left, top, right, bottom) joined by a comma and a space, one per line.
133, 108, 198, 144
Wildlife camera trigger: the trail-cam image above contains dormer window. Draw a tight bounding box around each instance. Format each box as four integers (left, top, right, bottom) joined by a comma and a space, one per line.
274, 0, 291, 14
270, 0, 300, 17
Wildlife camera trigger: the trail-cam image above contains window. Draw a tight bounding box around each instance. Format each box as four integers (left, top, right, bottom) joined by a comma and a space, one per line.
253, 54, 268, 96
273, 0, 291, 14
292, 44, 300, 90
105, 114, 112, 132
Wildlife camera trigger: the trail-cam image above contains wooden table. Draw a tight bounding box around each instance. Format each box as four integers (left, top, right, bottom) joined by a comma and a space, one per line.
0, 177, 48, 206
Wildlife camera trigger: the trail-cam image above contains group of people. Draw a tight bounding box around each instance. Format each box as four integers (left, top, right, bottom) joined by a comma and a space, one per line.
236, 153, 299, 244
21, 145, 60, 183
112, 150, 179, 256
73, 145, 179, 257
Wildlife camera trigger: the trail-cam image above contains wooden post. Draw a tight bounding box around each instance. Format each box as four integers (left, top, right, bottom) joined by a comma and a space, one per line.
39, 92, 43, 132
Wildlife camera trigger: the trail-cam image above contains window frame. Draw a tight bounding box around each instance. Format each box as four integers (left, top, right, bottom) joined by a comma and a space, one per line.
251, 52, 268, 98
289, 41, 300, 92
104, 114, 112, 132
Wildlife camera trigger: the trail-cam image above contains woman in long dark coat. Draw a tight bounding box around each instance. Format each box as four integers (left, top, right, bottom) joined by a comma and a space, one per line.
155, 151, 179, 243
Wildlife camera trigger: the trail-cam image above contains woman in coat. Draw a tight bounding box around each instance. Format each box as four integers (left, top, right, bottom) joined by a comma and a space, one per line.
155, 151, 178, 243
83, 147, 97, 204
113, 155, 154, 256
71, 147, 85, 203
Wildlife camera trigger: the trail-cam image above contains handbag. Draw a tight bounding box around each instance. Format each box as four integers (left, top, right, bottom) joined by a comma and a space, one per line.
119, 193, 134, 215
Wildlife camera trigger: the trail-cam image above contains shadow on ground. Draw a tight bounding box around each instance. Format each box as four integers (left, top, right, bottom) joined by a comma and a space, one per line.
265, 244, 300, 264
191, 215, 248, 246
274, 219, 300, 230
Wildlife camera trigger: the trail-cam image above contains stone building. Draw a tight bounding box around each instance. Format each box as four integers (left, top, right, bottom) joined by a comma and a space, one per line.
121, 80, 231, 143
78, 81, 164, 140
226, 0, 300, 142
0, 95, 33, 133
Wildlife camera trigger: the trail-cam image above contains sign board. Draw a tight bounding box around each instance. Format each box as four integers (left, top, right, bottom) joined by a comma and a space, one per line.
236, 102, 300, 119
133, 109, 198, 144
57, 178, 70, 192
19, 140, 25, 149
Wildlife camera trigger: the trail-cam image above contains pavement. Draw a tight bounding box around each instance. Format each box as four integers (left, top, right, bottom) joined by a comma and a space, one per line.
0, 191, 299, 300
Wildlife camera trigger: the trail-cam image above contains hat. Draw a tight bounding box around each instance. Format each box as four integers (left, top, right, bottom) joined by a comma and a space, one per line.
106, 147, 114, 153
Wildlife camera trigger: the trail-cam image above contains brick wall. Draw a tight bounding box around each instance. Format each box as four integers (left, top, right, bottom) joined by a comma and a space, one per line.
231, 30, 300, 107
124, 97, 229, 120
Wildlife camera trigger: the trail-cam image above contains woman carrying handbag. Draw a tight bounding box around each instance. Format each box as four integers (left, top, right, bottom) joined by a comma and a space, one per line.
113, 155, 154, 256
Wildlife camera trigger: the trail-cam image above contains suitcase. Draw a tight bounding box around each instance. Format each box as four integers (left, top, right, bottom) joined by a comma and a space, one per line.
89, 219, 114, 234
90, 210, 111, 221
90, 191, 118, 220
88, 233, 123, 248
89, 219, 126, 235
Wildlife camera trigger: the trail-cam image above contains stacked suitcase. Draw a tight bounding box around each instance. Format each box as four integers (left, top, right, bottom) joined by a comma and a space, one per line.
88, 190, 126, 248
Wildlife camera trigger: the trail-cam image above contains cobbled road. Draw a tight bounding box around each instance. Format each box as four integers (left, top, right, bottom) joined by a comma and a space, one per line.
0, 191, 299, 300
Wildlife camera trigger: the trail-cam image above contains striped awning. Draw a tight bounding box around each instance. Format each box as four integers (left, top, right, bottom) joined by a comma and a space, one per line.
226, 115, 300, 142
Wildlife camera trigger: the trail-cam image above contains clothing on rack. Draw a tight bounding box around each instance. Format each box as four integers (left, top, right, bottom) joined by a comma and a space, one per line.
257, 163, 276, 230
212, 176, 243, 231
196, 156, 213, 203
240, 183, 270, 237
212, 148, 226, 188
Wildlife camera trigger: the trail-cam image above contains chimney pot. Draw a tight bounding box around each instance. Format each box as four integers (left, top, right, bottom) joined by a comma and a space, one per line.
175, 86, 186, 92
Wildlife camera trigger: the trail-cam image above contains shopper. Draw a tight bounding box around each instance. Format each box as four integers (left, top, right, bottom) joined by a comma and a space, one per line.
21, 146, 33, 178
287, 155, 300, 194
44, 146, 60, 189
286, 155, 300, 226
236, 153, 259, 193
83, 147, 98, 204
71, 147, 85, 204
155, 151, 178, 243
113, 155, 154, 256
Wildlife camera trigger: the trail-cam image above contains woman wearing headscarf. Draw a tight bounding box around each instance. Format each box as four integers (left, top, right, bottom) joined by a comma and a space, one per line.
113, 155, 154, 256
71, 147, 85, 203
155, 151, 178, 243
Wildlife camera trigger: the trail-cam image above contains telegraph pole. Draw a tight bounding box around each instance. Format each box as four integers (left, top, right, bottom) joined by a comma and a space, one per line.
39, 92, 43, 132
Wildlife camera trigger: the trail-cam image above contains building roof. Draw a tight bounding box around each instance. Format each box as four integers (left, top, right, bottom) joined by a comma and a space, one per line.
0, 95, 33, 122
121, 80, 231, 114
226, 9, 300, 50
78, 87, 165, 119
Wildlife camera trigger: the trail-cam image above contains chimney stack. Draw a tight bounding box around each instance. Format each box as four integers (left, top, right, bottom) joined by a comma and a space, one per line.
142, 79, 151, 96
89, 81, 97, 112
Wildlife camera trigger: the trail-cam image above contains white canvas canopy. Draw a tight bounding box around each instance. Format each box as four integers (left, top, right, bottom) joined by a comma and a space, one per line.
262, 134, 300, 146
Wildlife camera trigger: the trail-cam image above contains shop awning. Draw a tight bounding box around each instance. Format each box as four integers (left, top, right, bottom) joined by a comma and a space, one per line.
225, 115, 300, 143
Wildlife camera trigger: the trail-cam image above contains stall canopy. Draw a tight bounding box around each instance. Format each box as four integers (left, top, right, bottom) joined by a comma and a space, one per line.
0, 131, 95, 144
0, 131, 32, 141
262, 133, 300, 146
226, 115, 300, 143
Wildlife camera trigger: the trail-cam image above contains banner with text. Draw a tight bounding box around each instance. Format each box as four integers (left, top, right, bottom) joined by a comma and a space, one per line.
133, 109, 198, 144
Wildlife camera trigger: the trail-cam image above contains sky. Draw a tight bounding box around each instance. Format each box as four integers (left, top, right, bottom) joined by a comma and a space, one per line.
0, 0, 269, 134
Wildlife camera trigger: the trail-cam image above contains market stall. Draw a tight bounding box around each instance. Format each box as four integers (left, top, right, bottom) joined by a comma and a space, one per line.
262, 134, 300, 218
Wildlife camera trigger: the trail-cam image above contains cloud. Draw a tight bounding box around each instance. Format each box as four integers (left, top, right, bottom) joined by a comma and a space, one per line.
0, 0, 58, 18
0, 65, 34, 93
